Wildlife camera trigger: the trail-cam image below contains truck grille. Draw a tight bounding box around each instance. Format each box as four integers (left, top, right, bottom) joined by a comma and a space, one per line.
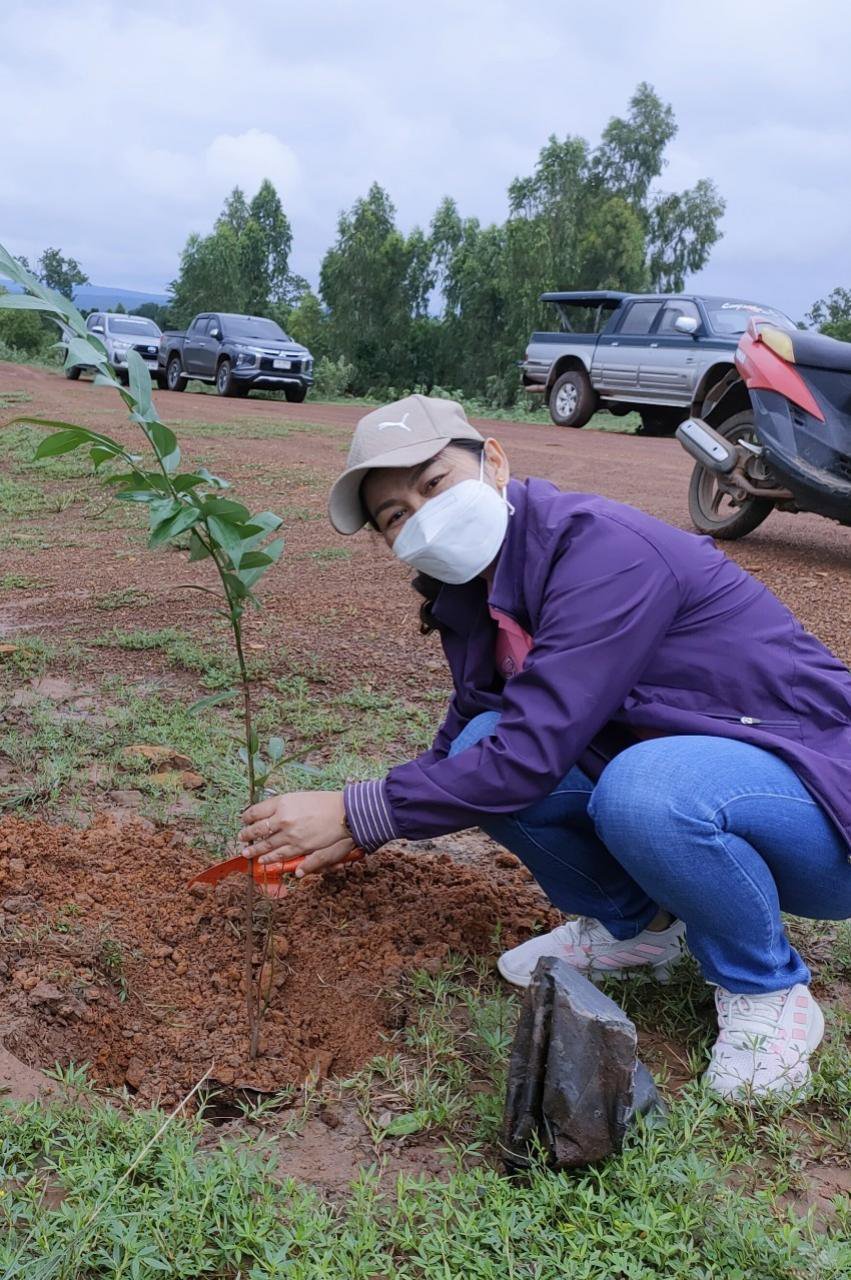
133, 343, 160, 358
259, 356, 301, 373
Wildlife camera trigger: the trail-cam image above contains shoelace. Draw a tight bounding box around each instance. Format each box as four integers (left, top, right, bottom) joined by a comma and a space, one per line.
716, 990, 789, 1045
554, 916, 607, 953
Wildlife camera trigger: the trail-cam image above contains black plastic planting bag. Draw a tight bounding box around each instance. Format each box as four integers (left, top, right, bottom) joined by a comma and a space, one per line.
502, 956, 663, 1171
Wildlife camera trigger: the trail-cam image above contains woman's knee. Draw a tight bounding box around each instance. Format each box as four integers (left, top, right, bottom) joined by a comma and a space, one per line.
448, 710, 502, 758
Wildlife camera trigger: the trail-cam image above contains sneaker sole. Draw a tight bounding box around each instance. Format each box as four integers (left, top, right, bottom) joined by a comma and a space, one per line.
496, 953, 679, 989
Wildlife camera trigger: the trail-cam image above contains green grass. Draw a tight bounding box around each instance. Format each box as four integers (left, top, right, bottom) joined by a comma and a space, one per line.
309, 546, 352, 564
92, 588, 151, 612
169, 416, 346, 442
1, 572, 43, 590
2, 959, 849, 1278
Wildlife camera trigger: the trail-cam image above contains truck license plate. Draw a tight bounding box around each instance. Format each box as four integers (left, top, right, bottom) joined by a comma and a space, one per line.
273, 359, 291, 370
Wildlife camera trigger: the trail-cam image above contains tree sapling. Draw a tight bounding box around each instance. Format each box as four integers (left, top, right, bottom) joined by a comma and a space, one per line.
0, 243, 290, 1060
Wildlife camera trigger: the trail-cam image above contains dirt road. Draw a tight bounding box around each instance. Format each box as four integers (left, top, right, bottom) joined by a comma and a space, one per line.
2, 363, 849, 666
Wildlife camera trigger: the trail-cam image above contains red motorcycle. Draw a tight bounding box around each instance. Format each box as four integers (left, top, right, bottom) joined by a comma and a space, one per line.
676, 318, 851, 539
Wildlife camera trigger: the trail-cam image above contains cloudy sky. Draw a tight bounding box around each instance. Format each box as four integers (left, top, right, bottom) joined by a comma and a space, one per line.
2, 0, 849, 320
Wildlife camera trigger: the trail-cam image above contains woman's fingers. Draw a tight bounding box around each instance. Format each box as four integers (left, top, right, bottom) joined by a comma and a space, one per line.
241, 795, 277, 827
291, 838, 355, 878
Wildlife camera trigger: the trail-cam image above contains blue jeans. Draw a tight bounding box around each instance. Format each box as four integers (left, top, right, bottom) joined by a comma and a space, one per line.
450, 712, 851, 994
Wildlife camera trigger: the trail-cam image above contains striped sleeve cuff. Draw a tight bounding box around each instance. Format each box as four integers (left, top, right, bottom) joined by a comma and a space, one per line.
344, 779, 398, 853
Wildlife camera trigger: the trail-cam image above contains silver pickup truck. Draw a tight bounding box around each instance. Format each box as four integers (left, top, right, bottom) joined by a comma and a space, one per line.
520, 291, 796, 433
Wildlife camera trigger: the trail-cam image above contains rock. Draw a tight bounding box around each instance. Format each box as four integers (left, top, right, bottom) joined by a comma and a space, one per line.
121, 744, 193, 772
13, 969, 39, 992
3, 894, 37, 914
107, 789, 144, 807
124, 1058, 146, 1090
502, 957, 663, 1172
8, 858, 25, 875
179, 770, 205, 790
495, 852, 521, 869
29, 981, 64, 1005
30, 677, 80, 701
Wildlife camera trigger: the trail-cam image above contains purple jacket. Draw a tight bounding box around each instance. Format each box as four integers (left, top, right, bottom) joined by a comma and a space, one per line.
345, 478, 851, 855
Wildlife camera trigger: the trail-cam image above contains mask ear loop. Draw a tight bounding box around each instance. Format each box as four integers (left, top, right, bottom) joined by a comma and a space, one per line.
482, 449, 516, 515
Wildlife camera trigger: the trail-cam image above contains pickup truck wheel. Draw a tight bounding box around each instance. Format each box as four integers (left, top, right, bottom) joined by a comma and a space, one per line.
638, 408, 682, 437
549, 370, 596, 428
216, 359, 238, 397
155, 372, 168, 390
64, 365, 81, 380
166, 357, 187, 392
687, 411, 774, 540
284, 385, 307, 403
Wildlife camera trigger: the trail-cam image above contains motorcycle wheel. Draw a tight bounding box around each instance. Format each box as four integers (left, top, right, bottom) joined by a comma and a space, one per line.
687, 411, 775, 540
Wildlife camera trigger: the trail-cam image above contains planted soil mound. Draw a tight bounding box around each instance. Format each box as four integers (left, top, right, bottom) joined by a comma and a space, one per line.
0, 815, 556, 1105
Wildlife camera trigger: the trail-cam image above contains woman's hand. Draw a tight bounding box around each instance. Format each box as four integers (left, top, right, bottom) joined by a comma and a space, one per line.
239, 791, 355, 877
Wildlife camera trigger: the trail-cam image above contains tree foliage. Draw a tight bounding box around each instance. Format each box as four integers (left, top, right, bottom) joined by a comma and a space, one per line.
16, 247, 89, 299
169, 181, 297, 325
311, 84, 725, 403
806, 287, 851, 342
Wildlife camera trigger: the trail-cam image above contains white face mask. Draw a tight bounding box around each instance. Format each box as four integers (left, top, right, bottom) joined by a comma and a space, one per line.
392, 453, 512, 585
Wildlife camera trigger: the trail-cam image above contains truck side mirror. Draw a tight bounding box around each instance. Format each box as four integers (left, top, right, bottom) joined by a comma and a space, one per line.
209, 327, 220, 339
91, 325, 104, 334
674, 315, 699, 336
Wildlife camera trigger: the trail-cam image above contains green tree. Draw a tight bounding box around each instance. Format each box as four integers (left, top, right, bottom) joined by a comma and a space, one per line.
319, 183, 427, 392
169, 181, 295, 324
806, 287, 851, 342
284, 289, 329, 360
0, 286, 50, 356
17, 247, 89, 299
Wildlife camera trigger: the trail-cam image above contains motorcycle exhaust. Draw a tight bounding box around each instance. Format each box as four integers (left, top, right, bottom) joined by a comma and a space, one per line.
676, 418, 738, 474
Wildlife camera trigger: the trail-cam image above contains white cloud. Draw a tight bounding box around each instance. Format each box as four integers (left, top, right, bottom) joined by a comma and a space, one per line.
0, 0, 849, 315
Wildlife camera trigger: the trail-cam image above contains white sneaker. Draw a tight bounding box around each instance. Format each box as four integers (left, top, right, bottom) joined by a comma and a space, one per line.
496, 915, 687, 988
704, 984, 825, 1100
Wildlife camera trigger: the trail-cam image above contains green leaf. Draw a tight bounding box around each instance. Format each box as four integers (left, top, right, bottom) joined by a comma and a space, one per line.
237, 537, 284, 589
381, 1111, 428, 1137
196, 466, 230, 489
206, 516, 263, 567
148, 498, 182, 528
149, 422, 180, 474
188, 531, 212, 562
0, 293, 62, 312
222, 571, 249, 600
126, 349, 153, 417
201, 497, 250, 522
248, 727, 259, 755
148, 505, 200, 549
65, 335, 109, 371
188, 689, 238, 714
33, 429, 87, 459
90, 445, 120, 469
268, 737, 285, 763
172, 473, 208, 493
238, 550, 273, 570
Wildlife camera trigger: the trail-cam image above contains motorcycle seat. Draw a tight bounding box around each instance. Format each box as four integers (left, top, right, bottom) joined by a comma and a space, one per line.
791, 330, 851, 373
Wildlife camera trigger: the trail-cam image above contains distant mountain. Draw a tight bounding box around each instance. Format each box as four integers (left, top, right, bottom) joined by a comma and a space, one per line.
0, 278, 170, 310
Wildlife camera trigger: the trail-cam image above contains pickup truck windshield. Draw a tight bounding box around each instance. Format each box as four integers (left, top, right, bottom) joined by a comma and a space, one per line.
707, 301, 796, 335
224, 317, 289, 342
108, 318, 160, 337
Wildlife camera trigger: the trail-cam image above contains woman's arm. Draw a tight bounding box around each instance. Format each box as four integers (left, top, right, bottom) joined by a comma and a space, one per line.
347, 514, 682, 848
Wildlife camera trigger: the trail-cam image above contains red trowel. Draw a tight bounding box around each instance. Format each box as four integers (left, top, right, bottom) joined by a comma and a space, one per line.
189, 847, 364, 898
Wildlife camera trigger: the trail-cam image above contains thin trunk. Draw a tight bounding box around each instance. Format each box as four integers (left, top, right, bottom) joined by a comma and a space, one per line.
232, 617, 260, 1061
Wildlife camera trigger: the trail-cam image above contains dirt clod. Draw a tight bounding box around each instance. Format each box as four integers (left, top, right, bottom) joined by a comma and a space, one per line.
0, 814, 556, 1106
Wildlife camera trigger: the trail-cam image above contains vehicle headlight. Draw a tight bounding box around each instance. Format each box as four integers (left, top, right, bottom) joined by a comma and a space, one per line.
303, 357, 313, 373
235, 351, 256, 367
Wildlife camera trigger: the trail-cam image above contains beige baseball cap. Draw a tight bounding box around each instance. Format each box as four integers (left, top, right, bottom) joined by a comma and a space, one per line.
328, 393, 484, 534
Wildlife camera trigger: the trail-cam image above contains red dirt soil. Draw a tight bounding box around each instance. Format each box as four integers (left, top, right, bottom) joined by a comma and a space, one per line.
0, 815, 556, 1105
